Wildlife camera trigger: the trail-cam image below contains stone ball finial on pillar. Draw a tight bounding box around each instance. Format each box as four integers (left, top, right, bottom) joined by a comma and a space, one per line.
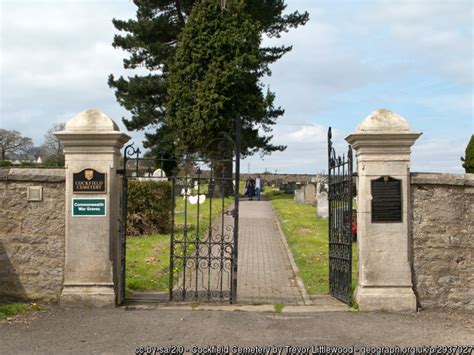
346, 109, 421, 312
54, 109, 130, 307
356, 108, 410, 132
63, 109, 120, 131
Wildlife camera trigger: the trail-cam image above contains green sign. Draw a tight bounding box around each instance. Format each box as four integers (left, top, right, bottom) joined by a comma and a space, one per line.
72, 198, 106, 217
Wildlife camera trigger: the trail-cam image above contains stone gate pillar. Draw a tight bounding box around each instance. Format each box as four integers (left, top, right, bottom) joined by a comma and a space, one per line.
346, 109, 421, 312
55, 109, 130, 306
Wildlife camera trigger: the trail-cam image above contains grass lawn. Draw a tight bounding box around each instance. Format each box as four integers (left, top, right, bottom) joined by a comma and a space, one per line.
0, 302, 44, 320
266, 189, 358, 296
126, 194, 234, 292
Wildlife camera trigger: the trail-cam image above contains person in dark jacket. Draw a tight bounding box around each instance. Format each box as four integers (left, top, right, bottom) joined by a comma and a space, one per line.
245, 177, 256, 200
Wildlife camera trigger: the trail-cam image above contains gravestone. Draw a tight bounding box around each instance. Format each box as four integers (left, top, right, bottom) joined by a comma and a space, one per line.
152, 168, 167, 181
316, 191, 328, 218
316, 181, 323, 195
285, 181, 297, 194
303, 183, 316, 205
294, 189, 305, 204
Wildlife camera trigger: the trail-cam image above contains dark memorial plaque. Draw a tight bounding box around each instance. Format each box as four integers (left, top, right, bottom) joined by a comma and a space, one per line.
371, 176, 402, 222
73, 169, 106, 193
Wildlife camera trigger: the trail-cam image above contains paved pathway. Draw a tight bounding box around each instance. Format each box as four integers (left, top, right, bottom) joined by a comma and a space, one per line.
237, 199, 306, 305
128, 198, 307, 305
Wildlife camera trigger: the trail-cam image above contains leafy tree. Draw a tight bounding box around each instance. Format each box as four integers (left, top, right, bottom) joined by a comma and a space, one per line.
461, 135, 474, 173
40, 123, 66, 167
109, 0, 308, 156
0, 129, 33, 161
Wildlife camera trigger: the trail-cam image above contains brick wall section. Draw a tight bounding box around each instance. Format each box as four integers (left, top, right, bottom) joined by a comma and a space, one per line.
0, 168, 65, 302
410, 172, 474, 310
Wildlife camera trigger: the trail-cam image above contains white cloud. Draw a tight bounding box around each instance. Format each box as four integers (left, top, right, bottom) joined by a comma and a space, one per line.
362, 0, 473, 85
286, 124, 326, 143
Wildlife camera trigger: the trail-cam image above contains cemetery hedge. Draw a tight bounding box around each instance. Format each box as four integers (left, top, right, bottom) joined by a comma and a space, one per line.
0, 160, 13, 167
127, 180, 173, 236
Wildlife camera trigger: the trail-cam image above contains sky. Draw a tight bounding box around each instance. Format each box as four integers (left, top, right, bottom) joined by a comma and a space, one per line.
1, 0, 472, 174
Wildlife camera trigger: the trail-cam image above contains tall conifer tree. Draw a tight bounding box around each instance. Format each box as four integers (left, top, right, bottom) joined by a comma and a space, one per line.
166, 0, 284, 159
109, 0, 308, 157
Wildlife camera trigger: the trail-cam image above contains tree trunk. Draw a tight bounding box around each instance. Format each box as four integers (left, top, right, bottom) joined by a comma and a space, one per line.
212, 159, 234, 198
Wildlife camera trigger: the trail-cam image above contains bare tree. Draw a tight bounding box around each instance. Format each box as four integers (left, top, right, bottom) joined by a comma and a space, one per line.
40, 122, 65, 166
0, 129, 33, 160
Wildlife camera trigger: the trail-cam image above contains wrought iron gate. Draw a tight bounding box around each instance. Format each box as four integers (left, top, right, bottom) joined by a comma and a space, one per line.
118, 132, 240, 304
327, 127, 353, 304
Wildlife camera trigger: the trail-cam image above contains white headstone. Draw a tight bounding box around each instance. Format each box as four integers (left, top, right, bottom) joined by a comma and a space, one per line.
294, 189, 305, 204
188, 194, 206, 205
152, 168, 166, 177
316, 191, 328, 218
152, 169, 167, 181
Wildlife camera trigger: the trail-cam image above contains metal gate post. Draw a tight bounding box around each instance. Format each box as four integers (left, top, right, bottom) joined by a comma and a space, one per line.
327, 127, 353, 304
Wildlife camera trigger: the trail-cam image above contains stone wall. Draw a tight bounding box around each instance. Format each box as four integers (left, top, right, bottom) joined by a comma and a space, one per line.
0, 168, 65, 301
410, 172, 474, 311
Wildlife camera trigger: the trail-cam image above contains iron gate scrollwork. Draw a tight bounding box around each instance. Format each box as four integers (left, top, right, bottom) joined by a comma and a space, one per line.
118, 122, 240, 304
327, 127, 353, 304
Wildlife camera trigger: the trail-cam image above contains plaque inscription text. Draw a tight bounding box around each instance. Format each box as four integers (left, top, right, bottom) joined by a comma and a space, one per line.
371, 176, 402, 223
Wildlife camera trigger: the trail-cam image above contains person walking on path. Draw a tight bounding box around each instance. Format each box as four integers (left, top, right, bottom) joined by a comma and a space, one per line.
255, 174, 262, 201
245, 177, 255, 200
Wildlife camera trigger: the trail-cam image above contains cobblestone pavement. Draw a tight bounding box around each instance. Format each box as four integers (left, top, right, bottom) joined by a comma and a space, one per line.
237, 199, 306, 305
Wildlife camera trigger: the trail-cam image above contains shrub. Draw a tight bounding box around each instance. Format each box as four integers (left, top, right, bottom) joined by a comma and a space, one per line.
0, 160, 13, 167
20, 161, 37, 167
461, 135, 474, 173
127, 180, 173, 236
